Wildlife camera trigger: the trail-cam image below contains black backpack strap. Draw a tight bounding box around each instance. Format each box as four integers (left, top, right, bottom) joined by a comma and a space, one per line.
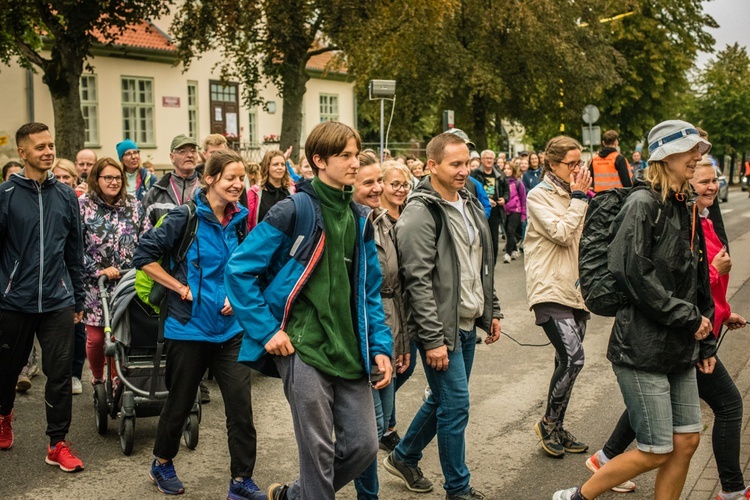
173, 201, 198, 265
424, 200, 442, 242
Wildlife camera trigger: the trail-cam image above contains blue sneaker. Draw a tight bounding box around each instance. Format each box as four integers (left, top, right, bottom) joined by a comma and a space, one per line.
228, 477, 267, 500
149, 458, 185, 495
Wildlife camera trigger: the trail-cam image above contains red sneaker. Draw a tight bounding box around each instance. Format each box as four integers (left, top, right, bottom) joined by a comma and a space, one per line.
0, 411, 13, 450
46, 441, 84, 472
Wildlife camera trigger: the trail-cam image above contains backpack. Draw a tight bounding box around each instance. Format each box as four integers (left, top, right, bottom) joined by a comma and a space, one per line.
134, 200, 247, 313
578, 186, 664, 316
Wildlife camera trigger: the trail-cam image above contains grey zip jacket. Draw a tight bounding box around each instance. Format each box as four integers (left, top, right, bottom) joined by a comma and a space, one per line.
0, 171, 84, 313
394, 178, 502, 351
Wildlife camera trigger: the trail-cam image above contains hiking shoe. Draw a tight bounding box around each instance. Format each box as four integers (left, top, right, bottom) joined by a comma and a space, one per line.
149, 458, 184, 494
380, 431, 401, 452
267, 483, 289, 500
383, 452, 434, 492
228, 477, 267, 500
200, 382, 211, 404
0, 411, 14, 450
585, 451, 636, 493
556, 427, 588, 453
534, 419, 564, 457
447, 487, 486, 499
72, 377, 83, 395
46, 441, 84, 472
553, 487, 581, 500
716, 485, 750, 499
503, 253, 511, 264
16, 374, 31, 393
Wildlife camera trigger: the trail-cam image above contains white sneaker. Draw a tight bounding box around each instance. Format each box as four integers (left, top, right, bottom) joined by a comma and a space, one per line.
552, 487, 579, 500
71, 377, 83, 395
586, 451, 637, 493
503, 253, 511, 264
511, 250, 521, 260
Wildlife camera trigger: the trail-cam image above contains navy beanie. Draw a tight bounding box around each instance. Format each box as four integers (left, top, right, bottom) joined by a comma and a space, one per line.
116, 139, 138, 161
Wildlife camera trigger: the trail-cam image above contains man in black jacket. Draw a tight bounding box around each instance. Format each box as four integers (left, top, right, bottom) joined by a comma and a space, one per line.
470, 149, 510, 263
0, 123, 85, 472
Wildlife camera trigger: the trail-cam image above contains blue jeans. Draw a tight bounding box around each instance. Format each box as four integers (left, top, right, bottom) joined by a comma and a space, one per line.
388, 340, 418, 430
394, 328, 476, 496
354, 380, 395, 499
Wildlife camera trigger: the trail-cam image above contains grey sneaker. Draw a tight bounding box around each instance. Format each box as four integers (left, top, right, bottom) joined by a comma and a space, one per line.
383, 452, 433, 493
447, 487, 485, 499
556, 427, 588, 453
535, 419, 564, 457
552, 487, 580, 500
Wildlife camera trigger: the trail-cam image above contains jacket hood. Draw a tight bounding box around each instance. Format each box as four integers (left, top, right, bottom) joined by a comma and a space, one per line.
598, 146, 618, 158
10, 170, 56, 191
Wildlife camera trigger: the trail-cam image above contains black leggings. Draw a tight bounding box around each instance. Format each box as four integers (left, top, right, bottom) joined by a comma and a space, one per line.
603, 357, 743, 492
504, 212, 521, 254
540, 316, 587, 424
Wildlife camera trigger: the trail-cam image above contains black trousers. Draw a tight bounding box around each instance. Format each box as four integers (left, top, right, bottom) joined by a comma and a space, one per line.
504, 212, 522, 254
153, 333, 257, 478
603, 357, 744, 492
488, 206, 503, 264
72, 322, 86, 379
0, 307, 75, 444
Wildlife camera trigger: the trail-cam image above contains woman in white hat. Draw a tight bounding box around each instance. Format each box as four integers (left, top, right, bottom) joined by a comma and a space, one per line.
554, 120, 715, 500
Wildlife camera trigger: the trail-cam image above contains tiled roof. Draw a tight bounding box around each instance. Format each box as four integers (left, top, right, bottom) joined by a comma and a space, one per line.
306, 50, 347, 74
95, 21, 176, 52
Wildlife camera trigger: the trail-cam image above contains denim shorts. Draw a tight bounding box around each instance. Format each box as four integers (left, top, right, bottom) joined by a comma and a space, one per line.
613, 364, 702, 454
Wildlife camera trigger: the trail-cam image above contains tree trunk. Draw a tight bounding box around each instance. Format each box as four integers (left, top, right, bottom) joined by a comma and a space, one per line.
279, 58, 310, 165
471, 96, 489, 152
42, 48, 85, 161
729, 152, 736, 185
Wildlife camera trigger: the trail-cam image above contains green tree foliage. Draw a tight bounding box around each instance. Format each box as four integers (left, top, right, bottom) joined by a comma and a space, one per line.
0, 1, 172, 160
593, 0, 716, 149
691, 44, 750, 163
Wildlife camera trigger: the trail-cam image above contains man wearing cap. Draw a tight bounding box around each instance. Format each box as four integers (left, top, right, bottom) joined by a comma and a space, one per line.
469, 148, 509, 264
116, 139, 156, 201
141, 135, 201, 226
589, 130, 632, 192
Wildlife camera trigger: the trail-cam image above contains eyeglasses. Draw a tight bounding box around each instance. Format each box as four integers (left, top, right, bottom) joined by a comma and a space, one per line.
99, 175, 123, 185
389, 182, 411, 192
122, 150, 140, 158
174, 148, 197, 156
559, 160, 585, 170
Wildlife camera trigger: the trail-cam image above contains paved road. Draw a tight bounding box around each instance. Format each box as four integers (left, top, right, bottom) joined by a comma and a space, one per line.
3, 188, 750, 499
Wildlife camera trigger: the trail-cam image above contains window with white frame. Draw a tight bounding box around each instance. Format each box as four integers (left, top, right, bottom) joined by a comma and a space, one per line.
319, 93, 339, 122
121, 77, 155, 146
187, 81, 199, 141
80, 74, 99, 146
248, 108, 258, 145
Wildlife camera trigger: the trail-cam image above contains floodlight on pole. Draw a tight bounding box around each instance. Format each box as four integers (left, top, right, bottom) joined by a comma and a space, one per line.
369, 80, 396, 162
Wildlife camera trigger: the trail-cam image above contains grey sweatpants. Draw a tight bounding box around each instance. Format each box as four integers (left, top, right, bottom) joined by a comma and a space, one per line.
274, 354, 378, 500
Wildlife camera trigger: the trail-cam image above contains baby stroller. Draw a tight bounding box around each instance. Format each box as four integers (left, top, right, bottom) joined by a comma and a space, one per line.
93, 269, 201, 455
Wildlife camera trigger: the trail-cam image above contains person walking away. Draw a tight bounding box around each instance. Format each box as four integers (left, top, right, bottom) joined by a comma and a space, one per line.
589, 130, 632, 192
524, 136, 591, 458
224, 121, 393, 500
384, 132, 503, 500
584, 156, 749, 499
79, 158, 150, 392
0, 122, 85, 472
133, 150, 265, 499
554, 120, 715, 500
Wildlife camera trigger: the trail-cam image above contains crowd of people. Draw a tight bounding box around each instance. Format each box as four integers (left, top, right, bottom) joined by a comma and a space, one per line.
0, 117, 747, 500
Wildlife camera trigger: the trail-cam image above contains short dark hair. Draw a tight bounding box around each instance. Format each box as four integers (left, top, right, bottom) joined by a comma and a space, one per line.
305, 121, 361, 175
602, 129, 619, 146
426, 132, 467, 164
2, 160, 23, 181
16, 122, 50, 146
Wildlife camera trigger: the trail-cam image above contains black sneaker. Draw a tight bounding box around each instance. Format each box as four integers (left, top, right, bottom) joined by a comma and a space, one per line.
199, 383, 210, 404
447, 487, 486, 499
379, 431, 401, 452
383, 452, 433, 492
534, 419, 564, 458
267, 483, 288, 500
556, 427, 588, 453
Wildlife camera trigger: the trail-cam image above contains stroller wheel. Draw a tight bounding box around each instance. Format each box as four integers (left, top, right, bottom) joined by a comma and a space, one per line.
119, 417, 135, 455
93, 383, 109, 435
183, 413, 199, 450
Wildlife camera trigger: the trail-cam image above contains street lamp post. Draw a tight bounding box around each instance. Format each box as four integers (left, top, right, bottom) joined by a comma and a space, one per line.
369, 80, 396, 162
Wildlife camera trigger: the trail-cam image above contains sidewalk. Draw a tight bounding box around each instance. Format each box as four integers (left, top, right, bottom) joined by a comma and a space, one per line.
685, 228, 750, 499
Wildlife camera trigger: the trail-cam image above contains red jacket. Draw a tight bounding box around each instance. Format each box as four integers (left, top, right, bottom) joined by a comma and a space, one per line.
702, 215, 730, 337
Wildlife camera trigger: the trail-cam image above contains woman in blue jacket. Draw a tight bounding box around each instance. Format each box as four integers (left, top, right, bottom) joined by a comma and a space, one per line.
132, 150, 265, 500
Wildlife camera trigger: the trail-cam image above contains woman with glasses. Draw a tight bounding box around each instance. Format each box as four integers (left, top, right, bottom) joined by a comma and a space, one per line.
247, 149, 295, 231
79, 158, 151, 387
116, 139, 157, 201
524, 136, 592, 459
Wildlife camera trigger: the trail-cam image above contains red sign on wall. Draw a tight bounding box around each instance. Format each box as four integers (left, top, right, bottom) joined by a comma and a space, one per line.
162, 96, 181, 108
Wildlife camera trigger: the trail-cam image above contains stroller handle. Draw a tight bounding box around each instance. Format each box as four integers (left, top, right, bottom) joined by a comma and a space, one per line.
98, 269, 124, 332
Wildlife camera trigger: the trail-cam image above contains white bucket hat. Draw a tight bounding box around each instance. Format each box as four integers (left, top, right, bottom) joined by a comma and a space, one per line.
647, 120, 711, 163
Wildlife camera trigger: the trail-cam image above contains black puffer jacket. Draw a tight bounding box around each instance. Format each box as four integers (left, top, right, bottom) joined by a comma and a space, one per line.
606, 187, 715, 373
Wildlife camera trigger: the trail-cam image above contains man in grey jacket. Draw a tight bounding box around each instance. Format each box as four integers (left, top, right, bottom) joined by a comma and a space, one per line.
383, 132, 503, 500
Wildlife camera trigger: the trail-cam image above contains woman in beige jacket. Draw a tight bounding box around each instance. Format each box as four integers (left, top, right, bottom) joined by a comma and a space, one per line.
524, 136, 592, 459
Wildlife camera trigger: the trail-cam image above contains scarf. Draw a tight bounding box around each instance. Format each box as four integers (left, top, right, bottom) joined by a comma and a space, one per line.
543, 171, 572, 194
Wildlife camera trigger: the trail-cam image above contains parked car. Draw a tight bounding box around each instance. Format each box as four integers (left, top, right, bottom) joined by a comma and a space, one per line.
715, 166, 728, 203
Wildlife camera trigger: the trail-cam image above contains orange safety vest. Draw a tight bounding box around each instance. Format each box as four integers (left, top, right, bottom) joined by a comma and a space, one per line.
592, 151, 631, 192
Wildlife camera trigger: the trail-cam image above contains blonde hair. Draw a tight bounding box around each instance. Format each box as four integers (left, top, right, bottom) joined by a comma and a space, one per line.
53, 159, 78, 186
644, 160, 692, 202
202, 133, 228, 152
381, 161, 412, 183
